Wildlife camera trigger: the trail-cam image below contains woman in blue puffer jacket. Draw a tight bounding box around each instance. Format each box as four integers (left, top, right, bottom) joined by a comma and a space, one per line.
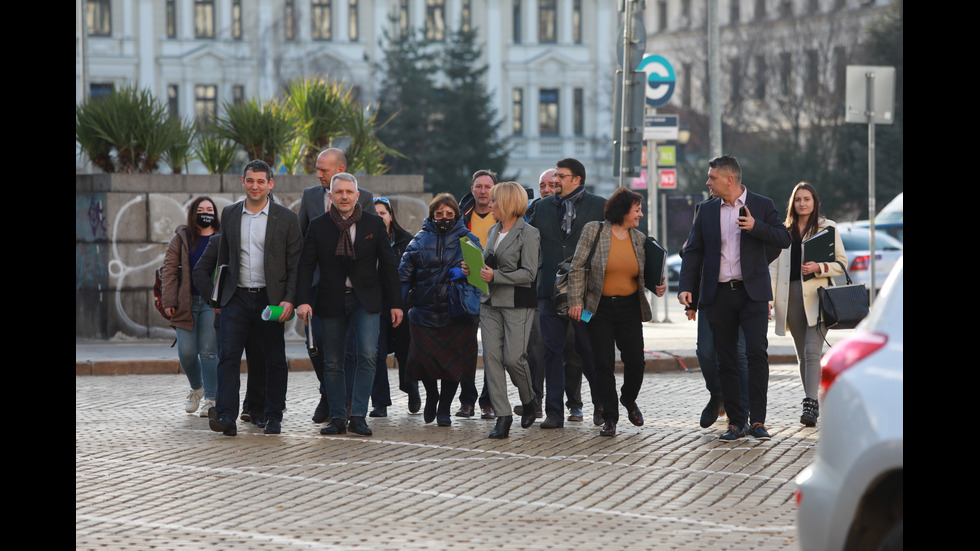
399, 193, 482, 426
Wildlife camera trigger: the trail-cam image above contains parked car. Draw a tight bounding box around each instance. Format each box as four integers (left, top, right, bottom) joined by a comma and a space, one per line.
853, 192, 903, 243
795, 256, 903, 551
834, 226, 903, 294
666, 254, 681, 290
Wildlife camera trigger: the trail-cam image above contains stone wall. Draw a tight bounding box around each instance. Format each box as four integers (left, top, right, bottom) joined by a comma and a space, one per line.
76, 173, 429, 339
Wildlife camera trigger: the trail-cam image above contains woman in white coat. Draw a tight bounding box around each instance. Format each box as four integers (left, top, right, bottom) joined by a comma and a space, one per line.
770, 182, 846, 426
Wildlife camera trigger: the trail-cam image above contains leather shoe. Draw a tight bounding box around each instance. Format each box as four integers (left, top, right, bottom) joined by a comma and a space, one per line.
520, 401, 537, 429
455, 404, 475, 417
540, 414, 564, 429
513, 405, 524, 415
240, 410, 251, 422
567, 407, 584, 422
320, 418, 347, 435
488, 415, 513, 439
312, 394, 330, 423
408, 389, 422, 414
719, 423, 748, 442
263, 418, 281, 434
625, 402, 644, 426
251, 416, 267, 428
436, 415, 452, 427
599, 420, 617, 436
208, 407, 237, 436
592, 405, 604, 426
481, 406, 496, 419
699, 394, 723, 428
348, 416, 373, 436
369, 406, 387, 417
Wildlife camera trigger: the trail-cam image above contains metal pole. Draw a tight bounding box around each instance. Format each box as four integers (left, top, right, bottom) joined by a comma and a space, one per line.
619, 0, 636, 189
647, 138, 658, 320
708, 0, 721, 156
866, 71, 876, 306
660, 190, 671, 322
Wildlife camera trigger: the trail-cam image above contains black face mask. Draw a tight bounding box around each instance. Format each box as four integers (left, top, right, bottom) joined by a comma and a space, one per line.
432, 218, 455, 233
196, 212, 216, 228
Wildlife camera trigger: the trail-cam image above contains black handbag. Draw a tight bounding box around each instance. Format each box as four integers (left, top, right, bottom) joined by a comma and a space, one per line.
818, 262, 869, 330
553, 223, 602, 318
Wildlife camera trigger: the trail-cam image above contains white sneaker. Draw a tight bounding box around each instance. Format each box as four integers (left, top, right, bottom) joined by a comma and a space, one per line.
199, 399, 215, 417
185, 388, 204, 413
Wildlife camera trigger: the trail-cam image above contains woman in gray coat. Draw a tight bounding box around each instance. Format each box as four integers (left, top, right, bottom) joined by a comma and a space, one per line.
464, 182, 540, 438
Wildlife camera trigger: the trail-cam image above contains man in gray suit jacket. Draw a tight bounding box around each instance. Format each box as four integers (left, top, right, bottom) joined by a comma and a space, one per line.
207, 160, 303, 436
297, 148, 374, 423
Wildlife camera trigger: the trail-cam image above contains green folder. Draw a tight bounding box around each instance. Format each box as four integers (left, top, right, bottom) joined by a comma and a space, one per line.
459, 236, 488, 294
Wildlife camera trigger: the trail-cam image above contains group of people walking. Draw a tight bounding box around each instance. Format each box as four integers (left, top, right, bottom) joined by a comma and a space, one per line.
159, 151, 846, 442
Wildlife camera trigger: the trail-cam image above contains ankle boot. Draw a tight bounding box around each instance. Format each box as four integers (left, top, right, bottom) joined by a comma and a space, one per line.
521, 401, 537, 428
801, 398, 819, 427
488, 415, 513, 439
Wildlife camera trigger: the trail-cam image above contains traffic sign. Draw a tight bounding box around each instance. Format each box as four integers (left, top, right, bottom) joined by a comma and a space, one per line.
659, 169, 677, 189
644, 114, 679, 141
637, 55, 675, 107
658, 145, 676, 167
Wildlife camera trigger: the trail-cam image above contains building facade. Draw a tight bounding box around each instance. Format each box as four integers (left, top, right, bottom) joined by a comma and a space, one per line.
77, 0, 621, 194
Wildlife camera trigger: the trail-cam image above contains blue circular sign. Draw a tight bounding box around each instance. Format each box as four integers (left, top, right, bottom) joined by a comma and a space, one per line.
637, 55, 675, 107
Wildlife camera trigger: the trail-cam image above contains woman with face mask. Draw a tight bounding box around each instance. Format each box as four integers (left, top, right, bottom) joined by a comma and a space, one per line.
398, 194, 483, 427
162, 196, 221, 416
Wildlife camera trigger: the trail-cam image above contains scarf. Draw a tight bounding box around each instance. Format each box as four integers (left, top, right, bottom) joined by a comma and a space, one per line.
329, 202, 362, 259
554, 185, 585, 237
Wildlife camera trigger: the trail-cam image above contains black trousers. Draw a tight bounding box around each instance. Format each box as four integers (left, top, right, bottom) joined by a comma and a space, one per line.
585, 293, 646, 424
705, 282, 770, 428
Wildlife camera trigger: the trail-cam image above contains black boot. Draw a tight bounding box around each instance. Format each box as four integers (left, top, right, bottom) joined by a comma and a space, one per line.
801, 398, 819, 427
488, 415, 513, 439
521, 401, 538, 428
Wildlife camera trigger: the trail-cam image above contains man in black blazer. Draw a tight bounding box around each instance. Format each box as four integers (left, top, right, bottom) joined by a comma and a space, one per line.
678, 155, 790, 442
207, 160, 303, 436
296, 173, 403, 437
297, 148, 374, 423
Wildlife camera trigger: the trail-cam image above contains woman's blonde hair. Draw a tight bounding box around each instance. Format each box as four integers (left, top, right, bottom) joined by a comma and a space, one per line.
489, 181, 528, 220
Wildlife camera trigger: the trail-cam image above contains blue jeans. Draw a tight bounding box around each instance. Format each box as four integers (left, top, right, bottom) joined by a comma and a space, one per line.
215, 288, 288, 422
321, 293, 381, 419
696, 312, 749, 411
176, 295, 218, 399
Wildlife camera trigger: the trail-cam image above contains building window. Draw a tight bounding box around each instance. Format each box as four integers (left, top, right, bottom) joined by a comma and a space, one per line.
512, 88, 524, 136
539, 89, 559, 136
754, 55, 766, 100
425, 0, 445, 41
349, 0, 359, 41
779, 0, 793, 18
284, 0, 296, 40
195, 85, 218, 126
166, 0, 177, 38
805, 49, 819, 96
729, 0, 740, 25
573, 88, 584, 136
657, 0, 667, 31
834, 46, 847, 96
313, 0, 332, 40
90, 83, 115, 101
513, 0, 522, 44
807, 0, 820, 14
232, 0, 242, 39
539, 0, 556, 43
572, 0, 582, 43
681, 0, 691, 26
232, 85, 246, 105
399, 0, 409, 36
730, 58, 742, 104
86, 0, 111, 36
195, 0, 215, 38
461, 0, 472, 32
167, 85, 179, 118
681, 63, 692, 108
779, 52, 792, 96
755, 0, 767, 19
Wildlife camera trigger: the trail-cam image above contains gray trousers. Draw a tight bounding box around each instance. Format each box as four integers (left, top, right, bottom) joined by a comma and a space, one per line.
480, 304, 536, 416
787, 280, 825, 400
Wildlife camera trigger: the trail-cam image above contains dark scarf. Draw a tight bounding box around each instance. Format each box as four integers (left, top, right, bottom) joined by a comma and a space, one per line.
554, 185, 586, 237
329, 203, 362, 259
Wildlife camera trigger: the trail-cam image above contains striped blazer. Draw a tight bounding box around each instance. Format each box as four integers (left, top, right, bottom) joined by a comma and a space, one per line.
568, 221, 652, 322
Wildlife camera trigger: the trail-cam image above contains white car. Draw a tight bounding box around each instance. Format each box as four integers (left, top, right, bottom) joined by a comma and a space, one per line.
795, 256, 903, 551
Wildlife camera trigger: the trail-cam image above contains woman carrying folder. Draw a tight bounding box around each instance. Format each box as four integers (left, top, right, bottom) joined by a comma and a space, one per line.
162, 196, 221, 416
770, 182, 847, 427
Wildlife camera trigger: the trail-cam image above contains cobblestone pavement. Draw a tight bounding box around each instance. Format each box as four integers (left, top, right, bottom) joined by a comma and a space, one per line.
76, 365, 815, 550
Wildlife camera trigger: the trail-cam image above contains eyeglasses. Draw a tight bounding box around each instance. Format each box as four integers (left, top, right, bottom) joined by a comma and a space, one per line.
554, 172, 573, 180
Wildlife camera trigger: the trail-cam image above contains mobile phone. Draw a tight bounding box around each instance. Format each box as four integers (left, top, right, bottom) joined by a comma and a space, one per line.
738, 206, 747, 218
580, 309, 593, 323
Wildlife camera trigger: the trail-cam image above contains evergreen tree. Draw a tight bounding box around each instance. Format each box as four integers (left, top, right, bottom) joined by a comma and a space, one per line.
377, 23, 509, 199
